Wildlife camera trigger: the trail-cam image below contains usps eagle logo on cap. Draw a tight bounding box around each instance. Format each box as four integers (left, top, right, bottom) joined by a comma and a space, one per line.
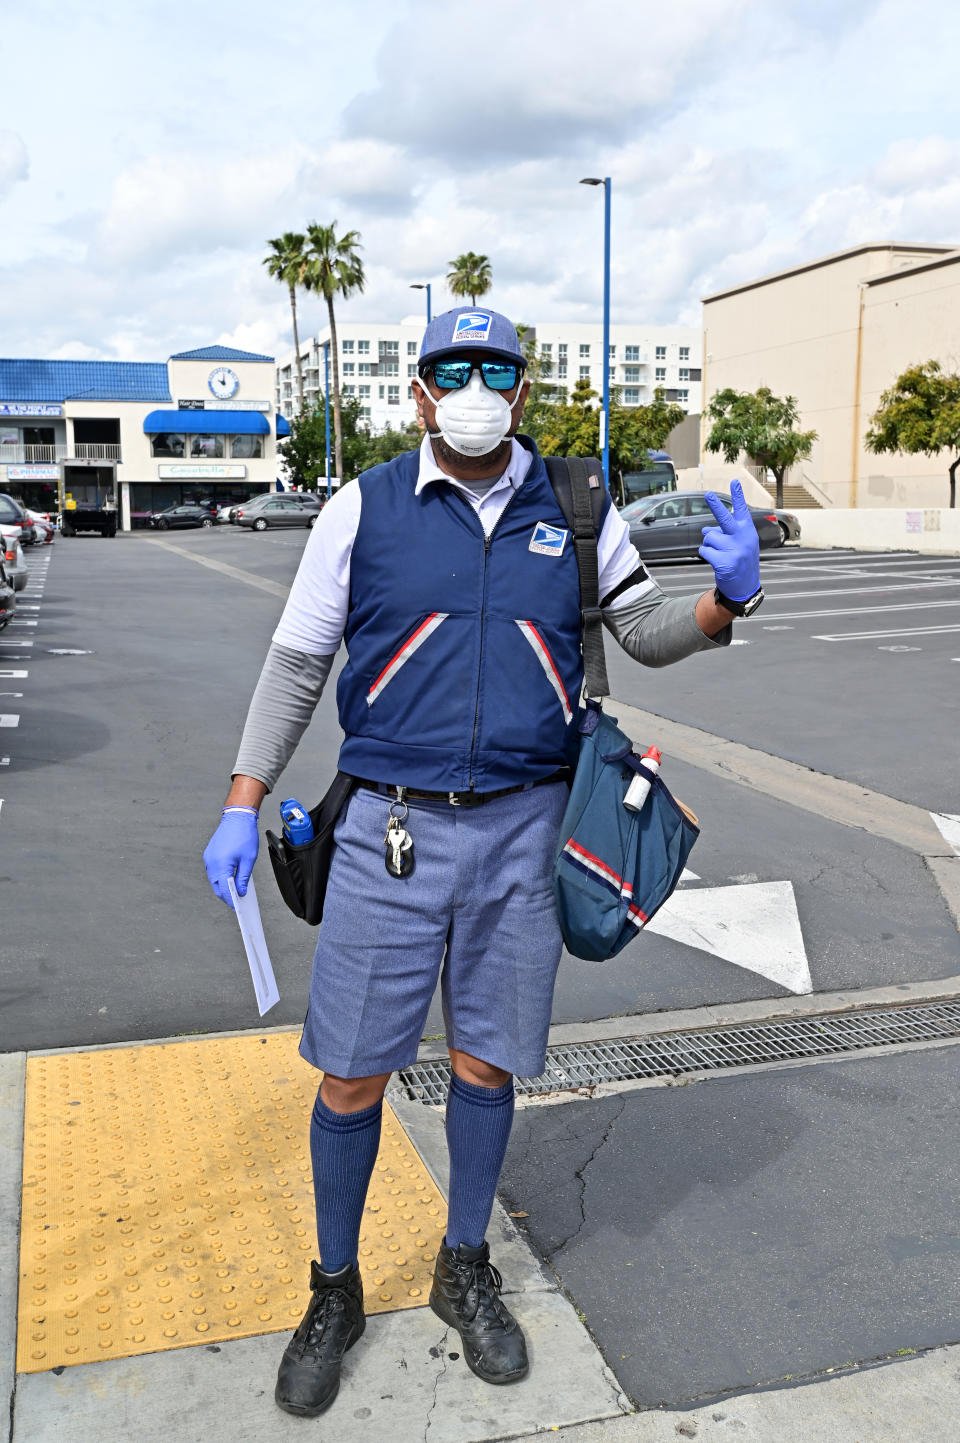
452, 312, 493, 343
529, 522, 569, 557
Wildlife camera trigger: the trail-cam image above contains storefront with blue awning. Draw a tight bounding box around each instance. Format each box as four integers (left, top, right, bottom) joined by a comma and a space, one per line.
0, 345, 291, 528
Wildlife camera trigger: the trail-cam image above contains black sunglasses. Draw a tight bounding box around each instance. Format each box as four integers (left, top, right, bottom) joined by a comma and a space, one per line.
425, 358, 522, 392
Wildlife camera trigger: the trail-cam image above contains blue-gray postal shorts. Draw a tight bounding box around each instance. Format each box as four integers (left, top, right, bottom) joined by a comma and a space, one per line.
299, 781, 568, 1080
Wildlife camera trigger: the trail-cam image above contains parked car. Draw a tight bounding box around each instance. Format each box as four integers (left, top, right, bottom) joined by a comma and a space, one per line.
0, 493, 35, 545
149, 504, 216, 530
772, 508, 802, 544
0, 528, 28, 591
0, 552, 17, 627
235, 493, 323, 530
621, 491, 782, 562
26, 509, 56, 545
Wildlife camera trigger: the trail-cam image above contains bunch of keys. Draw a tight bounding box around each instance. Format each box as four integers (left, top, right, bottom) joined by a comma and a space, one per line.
384, 789, 415, 879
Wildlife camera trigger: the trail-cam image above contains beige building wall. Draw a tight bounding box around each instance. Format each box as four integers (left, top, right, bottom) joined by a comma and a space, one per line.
857, 253, 960, 508
701, 244, 956, 507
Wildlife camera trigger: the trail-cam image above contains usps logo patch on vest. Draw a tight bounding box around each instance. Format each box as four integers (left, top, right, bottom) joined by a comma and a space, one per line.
529, 521, 569, 557
452, 312, 492, 343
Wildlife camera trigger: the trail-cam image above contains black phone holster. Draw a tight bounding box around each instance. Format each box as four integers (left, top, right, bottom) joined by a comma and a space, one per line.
265, 772, 358, 926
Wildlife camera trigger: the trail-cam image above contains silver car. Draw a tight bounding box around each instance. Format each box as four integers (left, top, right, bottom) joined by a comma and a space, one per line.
0, 527, 28, 591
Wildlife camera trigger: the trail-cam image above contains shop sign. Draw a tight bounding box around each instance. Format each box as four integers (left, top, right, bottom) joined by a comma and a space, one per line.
205, 399, 271, 411
178, 399, 206, 410
7, 465, 60, 480
157, 463, 247, 479
0, 402, 63, 417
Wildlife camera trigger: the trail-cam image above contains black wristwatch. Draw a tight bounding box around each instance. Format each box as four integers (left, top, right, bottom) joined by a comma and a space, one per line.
714, 585, 764, 617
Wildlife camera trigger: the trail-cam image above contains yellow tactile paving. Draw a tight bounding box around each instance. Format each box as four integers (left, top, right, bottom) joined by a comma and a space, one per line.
18, 1032, 446, 1373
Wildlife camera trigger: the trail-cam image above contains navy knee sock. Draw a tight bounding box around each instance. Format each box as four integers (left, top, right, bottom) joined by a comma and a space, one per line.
309, 1089, 383, 1273
444, 1073, 515, 1251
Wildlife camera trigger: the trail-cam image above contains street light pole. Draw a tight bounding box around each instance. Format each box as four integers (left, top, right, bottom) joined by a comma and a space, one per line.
580, 176, 612, 491
410, 282, 432, 324
323, 340, 332, 499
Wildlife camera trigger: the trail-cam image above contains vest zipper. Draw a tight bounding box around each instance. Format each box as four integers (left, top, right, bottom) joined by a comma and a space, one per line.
467, 533, 491, 787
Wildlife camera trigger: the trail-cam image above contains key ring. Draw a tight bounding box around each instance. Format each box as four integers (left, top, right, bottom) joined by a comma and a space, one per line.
389, 800, 408, 825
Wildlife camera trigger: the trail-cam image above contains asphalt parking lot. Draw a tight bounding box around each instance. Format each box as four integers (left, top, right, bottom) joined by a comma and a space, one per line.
2, 526, 958, 1416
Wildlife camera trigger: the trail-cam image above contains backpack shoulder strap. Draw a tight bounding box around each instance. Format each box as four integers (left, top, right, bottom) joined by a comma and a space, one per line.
544, 455, 610, 698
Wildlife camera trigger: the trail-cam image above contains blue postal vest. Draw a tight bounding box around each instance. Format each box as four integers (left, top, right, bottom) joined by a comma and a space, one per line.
337, 438, 609, 792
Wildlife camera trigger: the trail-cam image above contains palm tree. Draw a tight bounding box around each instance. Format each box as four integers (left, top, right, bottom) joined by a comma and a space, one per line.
263, 233, 309, 413
446, 251, 492, 307
304, 221, 365, 482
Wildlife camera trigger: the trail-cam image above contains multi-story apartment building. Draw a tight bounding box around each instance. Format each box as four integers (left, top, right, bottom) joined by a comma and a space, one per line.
276, 318, 702, 431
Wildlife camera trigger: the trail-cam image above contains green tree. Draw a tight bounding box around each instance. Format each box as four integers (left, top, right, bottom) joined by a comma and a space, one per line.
536, 379, 686, 499
263, 232, 309, 413
281, 397, 421, 489
303, 221, 365, 484
705, 386, 817, 508
514, 323, 564, 447
446, 251, 492, 306
866, 360, 960, 509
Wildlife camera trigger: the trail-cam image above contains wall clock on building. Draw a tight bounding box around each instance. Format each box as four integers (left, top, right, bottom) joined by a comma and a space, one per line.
208, 366, 239, 399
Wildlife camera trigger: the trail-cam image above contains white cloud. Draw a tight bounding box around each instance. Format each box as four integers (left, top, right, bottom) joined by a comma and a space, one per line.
0, 131, 29, 197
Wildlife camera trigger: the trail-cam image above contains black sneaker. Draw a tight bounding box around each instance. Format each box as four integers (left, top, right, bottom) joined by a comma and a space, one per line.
429, 1239, 529, 1384
275, 1259, 365, 1417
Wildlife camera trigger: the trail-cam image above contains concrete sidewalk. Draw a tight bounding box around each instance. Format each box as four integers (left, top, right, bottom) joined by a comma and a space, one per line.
3, 1040, 959, 1442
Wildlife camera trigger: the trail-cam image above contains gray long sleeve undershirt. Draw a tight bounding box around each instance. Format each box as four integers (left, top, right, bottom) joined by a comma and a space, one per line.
232, 587, 729, 792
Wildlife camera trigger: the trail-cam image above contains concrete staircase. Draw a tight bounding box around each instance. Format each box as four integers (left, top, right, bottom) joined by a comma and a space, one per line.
761, 481, 824, 510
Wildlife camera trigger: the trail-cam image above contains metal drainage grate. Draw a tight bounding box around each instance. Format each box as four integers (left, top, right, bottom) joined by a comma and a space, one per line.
398, 1001, 960, 1105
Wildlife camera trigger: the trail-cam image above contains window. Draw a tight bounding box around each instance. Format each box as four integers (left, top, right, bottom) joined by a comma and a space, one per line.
407, 363, 417, 377
579, 365, 590, 380
151, 433, 185, 458
230, 435, 263, 459
381, 360, 398, 377
358, 363, 371, 376
624, 388, 639, 405
558, 342, 568, 357
655, 367, 666, 382
358, 384, 370, 398
624, 367, 640, 383
679, 368, 689, 382
655, 345, 666, 360
679, 346, 690, 361
357, 340, 370, 355
342, 339, 354, 354
343, 385, 356, 396
342, 362, 355, 376
609, 345, 615, 359
189, 434, 224, 458
378, 385, 385, 399
388, 385, 400, 405
557, 364, 567, 379
360, 407, 371, 420
407, 385, 414, 399
677, 389, 689, 404
407, 340, 418, 355
579, 344, 590, 358
541, 342, 552, 355
609, 368, 615, 383
625, 345, 640, 362
652, 497, 686, 521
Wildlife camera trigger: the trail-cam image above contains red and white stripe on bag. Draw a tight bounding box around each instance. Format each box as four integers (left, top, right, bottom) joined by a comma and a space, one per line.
562, 838, 648, 928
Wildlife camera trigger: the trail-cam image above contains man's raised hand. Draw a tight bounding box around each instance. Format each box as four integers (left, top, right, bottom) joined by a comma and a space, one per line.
698, 478, 761, 602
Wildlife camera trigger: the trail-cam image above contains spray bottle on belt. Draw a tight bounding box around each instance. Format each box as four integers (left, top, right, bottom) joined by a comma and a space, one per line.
623, 746, 662, 813
280, 798, 314, 846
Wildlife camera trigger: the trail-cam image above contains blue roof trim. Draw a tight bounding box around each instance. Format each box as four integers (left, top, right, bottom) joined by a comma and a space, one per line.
168, 346, 274, 363
143, 410, 269, 435
0, 359, 171, 403
275, 414, 291, 437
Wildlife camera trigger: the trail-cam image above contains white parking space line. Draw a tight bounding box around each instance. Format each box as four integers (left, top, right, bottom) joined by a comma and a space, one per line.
0, 671, 27, 678
0, 640, 32, 646
759, 579, 960, 601
9, 620, 37, 627
813, 623, 960, 641
0, 758, 9, 766
0, 716, 20, 727
763, 599, 960, 621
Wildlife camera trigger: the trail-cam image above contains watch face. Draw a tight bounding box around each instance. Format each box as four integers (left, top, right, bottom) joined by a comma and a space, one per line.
208, 367, 239, 399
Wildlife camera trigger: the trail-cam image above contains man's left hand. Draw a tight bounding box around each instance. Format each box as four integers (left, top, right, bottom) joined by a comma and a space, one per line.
698, 479, 761, 601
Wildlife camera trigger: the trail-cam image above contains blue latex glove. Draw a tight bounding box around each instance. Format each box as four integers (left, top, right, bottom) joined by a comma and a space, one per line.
698, 479, 761, 601
203, 808, 259, 909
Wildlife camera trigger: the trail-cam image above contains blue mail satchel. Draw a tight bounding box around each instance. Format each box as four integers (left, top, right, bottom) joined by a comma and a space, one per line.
544, 456, 700, 962
553, 700, 699, 960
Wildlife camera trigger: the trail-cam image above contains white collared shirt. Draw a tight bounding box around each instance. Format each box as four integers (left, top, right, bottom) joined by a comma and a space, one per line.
272, 436, 647, 656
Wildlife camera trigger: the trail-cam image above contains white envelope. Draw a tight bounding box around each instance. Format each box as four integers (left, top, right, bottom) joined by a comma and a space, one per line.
227, 875, 279, 1016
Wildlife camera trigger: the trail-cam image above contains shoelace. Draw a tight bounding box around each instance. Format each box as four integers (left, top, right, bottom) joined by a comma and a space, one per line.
454, 1259, 510, 1327
302, 1287, 348, 1355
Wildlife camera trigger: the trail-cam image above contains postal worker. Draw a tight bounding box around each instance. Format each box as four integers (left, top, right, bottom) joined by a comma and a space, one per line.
203, 306, 762, 1418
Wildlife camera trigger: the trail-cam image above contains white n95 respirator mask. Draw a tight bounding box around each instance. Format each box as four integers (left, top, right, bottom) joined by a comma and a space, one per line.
428, 369, 523, 457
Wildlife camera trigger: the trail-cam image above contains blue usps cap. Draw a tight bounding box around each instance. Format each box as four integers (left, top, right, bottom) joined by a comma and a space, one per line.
418, 306, 526, 371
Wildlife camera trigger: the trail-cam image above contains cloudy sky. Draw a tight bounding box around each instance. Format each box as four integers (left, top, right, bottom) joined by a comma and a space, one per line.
2, 0, 959, 362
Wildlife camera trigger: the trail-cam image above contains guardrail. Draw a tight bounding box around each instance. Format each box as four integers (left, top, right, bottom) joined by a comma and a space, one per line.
0, 443, 122, 463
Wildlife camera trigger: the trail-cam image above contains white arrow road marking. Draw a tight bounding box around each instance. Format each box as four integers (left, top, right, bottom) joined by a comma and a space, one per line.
931, 813, 960, 857
0, 715, 20, 728
646, 880, 813, 994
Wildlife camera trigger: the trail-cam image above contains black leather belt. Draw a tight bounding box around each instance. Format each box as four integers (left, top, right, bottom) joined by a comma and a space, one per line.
352, 769, 570, 807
